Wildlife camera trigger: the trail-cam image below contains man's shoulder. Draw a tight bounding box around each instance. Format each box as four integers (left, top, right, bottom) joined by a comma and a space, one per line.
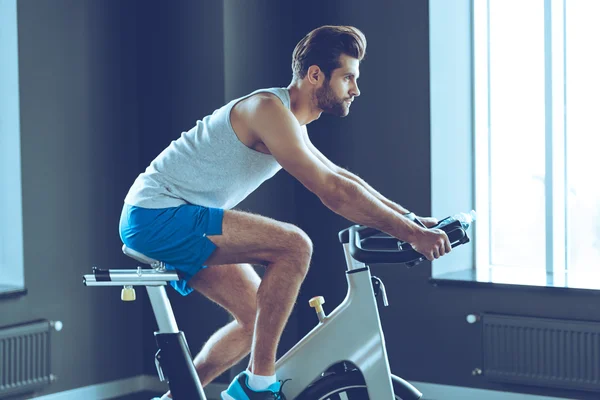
240, 93, 290, 124
245, 91, 285, 110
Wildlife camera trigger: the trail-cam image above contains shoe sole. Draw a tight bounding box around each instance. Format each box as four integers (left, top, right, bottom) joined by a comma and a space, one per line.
221, 391, 235, 400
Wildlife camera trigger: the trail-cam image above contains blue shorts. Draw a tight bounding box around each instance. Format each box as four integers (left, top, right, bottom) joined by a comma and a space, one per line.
119, 203, 224, 296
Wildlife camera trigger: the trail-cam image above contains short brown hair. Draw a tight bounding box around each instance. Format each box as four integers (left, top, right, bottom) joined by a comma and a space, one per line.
292, 25, 367, 81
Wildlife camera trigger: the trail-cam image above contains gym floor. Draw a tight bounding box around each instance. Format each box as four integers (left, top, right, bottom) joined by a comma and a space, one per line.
108, 393, 162, 400
109, 393, 221, 400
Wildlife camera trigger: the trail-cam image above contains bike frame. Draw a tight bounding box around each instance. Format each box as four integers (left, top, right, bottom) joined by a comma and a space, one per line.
83, 243, 413, 400
84, 252, 207, 400
84, 215, 471, 399
275, 242, 395, 399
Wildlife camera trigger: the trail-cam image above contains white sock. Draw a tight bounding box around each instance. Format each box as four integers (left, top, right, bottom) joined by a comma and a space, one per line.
245, 369, 276, 391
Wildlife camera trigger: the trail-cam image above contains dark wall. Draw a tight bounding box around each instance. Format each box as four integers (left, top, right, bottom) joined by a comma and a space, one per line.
4, 0, 599, 399
3, 0, 145, 395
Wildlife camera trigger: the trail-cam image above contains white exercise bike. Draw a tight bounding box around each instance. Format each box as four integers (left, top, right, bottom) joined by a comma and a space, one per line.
83, 212, 473, 399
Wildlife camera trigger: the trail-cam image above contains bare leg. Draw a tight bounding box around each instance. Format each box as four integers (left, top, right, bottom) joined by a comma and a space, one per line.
157, 210, 313, 397
193, 320, 253, 384
202, 211, 313, 377
161, 263, 260, 398
248, 254, 309, 375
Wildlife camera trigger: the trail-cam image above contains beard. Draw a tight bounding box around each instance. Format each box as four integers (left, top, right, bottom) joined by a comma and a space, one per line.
315, 80, 349, 117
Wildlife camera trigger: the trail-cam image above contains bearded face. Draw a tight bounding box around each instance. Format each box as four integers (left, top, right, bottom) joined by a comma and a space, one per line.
315, 78, 350, 117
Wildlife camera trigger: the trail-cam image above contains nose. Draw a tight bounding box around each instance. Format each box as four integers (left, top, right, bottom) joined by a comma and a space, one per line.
351, 82, 360, 97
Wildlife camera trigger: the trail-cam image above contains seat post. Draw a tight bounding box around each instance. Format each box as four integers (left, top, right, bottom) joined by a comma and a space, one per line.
146, 285, 179, 333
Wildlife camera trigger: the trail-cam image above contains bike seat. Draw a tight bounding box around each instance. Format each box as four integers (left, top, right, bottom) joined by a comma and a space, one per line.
122, 245, 160, 265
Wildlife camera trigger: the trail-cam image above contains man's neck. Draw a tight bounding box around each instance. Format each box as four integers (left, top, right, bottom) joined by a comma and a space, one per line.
286, 82, 323, 126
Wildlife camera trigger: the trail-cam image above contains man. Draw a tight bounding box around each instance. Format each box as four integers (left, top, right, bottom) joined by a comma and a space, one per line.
120, 25, 451, 400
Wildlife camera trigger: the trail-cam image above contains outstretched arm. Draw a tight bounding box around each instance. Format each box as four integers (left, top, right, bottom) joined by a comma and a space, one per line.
247, 97, 419, 241
246, 97, 449, 260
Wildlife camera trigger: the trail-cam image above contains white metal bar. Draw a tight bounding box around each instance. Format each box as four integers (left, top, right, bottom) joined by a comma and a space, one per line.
473, 0, 491, 275
83, 269, 180, 286
550, 0, 567, 284
146, 286, 179, 333
544, 0, 567, 284
544, 0, 555, 281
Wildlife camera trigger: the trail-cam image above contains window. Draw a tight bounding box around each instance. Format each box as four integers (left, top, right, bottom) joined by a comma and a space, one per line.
430, 0, 600, 290
0, 0, 25, 295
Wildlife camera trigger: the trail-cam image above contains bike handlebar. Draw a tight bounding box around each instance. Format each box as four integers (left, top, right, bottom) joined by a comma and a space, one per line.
339, 215, 471, 266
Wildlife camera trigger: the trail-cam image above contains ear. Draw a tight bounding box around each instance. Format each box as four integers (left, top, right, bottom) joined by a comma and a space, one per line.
306, 65, 323, 85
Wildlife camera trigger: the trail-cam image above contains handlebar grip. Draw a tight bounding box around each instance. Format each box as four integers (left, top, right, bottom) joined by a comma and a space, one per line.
348, 219, 470, 264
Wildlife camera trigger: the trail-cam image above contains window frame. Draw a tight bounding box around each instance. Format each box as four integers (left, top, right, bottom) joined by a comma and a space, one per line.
473, 0, 567, 282
430, 0, 599, 291
0, 0, 26, 297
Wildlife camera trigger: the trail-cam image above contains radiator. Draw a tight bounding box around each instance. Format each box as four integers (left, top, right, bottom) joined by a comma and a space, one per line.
0, 319, 53, 397
483, 313, 600, 392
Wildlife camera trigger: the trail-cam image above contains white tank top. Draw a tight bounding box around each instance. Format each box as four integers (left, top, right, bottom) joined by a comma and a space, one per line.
124, 87, 288, 209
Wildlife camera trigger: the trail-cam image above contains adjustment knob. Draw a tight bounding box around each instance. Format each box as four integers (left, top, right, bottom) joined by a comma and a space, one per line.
121, 285, 136, 301
309, 296, 326, 322
309, 296, 325, 311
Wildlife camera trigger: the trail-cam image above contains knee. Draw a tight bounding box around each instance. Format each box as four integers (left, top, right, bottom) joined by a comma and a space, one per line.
236, 306, 257, 335
238, 316, 256, 336
282, 227, 313, 274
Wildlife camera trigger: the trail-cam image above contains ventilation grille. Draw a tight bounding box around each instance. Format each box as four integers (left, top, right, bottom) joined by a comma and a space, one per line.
483, 313, 600, 392
0, 319, 53, 397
